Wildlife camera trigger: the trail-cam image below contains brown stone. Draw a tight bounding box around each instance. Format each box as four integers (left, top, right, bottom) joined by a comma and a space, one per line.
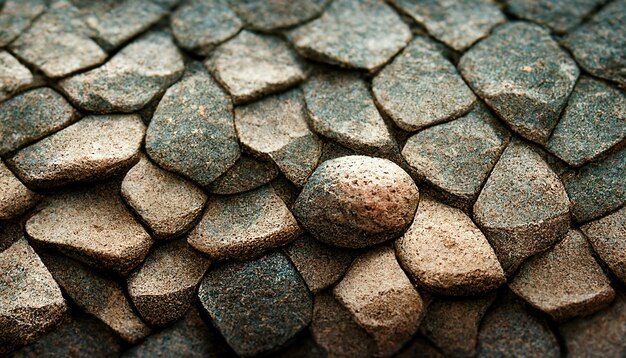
0, 160, 40, 220
0, 0, 46, 47
208, 154, 279, 195
396, 336, 445, 358
581, 207, 626, 284
0, 51, 33, 102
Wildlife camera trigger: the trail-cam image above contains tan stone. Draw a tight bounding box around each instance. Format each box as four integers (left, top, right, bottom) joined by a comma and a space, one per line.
581, 206, 626, 284
0, 161, 40, 220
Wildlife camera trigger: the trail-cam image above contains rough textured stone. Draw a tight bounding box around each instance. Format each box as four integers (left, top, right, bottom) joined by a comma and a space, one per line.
288, 0, 410, 72
198, 251, 312, 357
235, 88, 322, 186
0, 161, 40, 220
459, 22, 579, 144
229, 0, 328, 31
121, 156, 208, 239
581, 206, 626, 284
208, 31, 306, 104
188, 185, 300, 260
334, 246, 424, 357
146, 63, 240, 187
208, 154, 279, 195
506, 0, 606, 34
373, 37, 476, 132
270, 175, 300, 209
8, 114, 145, 189
0, 0, 46, 47
0, 218, 22, 252
0, 87, 79, 156
294, 156, 419, 249
127, 239, 211, 326
396, 336, 445, 358
26, 181, 153, 275
0, 51, 33, 102
275, 333, 327, 358
0, 240, 67, 354
59, 32, 184, 113
473, 140, 571, 274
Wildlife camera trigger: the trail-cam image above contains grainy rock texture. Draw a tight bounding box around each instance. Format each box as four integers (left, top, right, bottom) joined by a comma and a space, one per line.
506, 0, 606, 34
208, 155, 279, 195
229, 0, 329, 31
396, 336, 445, 358
0, 161, 40, 220
0, 51, 32, 102
581, 207, 626, 284
0, 0, 46, 47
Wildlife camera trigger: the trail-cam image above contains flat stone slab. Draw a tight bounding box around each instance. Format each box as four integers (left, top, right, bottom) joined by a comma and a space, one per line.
473, 140, 571, 274
121, 156, 208, 239
294, 155, 419, 249
8, 114, 145, 189
506, 0, 606, 34
0, 51, 33, 102
581, 207, 626, 284
198, 251, 312, 357
0, 160, 40, 220
146, 63, 240, 187
229, 0, 328, 31
459, 22, 579, 144
207, 30, 306, 104
288, 0, 410, 72
208, 154, 279, 195
0, 0, 46, 47
59, 32, 184, 113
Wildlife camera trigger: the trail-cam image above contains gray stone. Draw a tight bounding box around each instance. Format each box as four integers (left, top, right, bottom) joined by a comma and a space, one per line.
0, 51, 33, 102
506, 0, 606, 34
229, 0, 328, 31
270, 175, 300, 209
208, 154, 279, 195
581, 206, 626, 284
0, 0, 46, 47
459, 22, 579, 144
0, 161, 39, 220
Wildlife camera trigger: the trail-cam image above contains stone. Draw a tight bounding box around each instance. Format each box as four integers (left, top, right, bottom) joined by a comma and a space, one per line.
41, 254, 151, 343
8, 114, 145, 189
396, 336, 445, 358
121, 156, 208, 239
270, 175, 300, 209
0, 51, 33, 102
284, 235, 354, 293
0, 87, 79, 156
373, 37, 477, 132
208, 154, 279, 195
0, 0, 46, 47
581, 207, 626, 284
198, 251, 312, 357
334, 246, 424, 357
25, 181, 153, 275
0, 240, 67, 354
145, 63, 240, 187
275, 333, 327, 358
473, 140, 571, 274
59, 32, 184, 113
127, 239, 211, 326
319, 141, 357, 163
0, 219, 22, 252
288, 0, 410, 72
229, 0, 328, 31
506, 0, 606, 34
0, 161, 40, 220
294, 156, 419, 249
235, 88, 322, 186
459, 22, 579, 144
171, 0, 242, 56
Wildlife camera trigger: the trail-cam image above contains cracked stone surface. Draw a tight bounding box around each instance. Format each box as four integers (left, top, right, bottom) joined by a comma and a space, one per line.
581, 206, 626, 284
0, 0, 46, 47
0, 160, 40, 220
229, 0, 329, 31
506, 0, 606, 34
0, 51, 33, 102
208, 154, 279, 195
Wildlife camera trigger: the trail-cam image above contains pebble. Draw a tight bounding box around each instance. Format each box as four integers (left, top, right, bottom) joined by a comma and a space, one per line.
506, 0, 606, 34
198, 251, 312, 357
294, 155, 419, 249
0, 160, 40, 220
581, 206, 626, 284
0, 51, 33, 102
459, 22, 579, 144
229, 0, 328, 31
208, 154, 279, 195
8, 114, 145, 189
0, 0, 46, 47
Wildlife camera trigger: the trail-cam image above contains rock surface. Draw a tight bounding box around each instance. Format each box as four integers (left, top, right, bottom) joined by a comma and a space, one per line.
506, 0, 606, 34
0, 161, 40, 220
229, 0, 328, 31
0, 51, 33, 102
208, 155, 279, 195
581, 207, 626, 284
0, 0, 46, 47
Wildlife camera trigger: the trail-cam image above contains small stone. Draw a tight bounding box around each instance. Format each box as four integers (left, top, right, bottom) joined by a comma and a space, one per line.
0, 87, 79, 156
198, 251, 312, 357
208, 154, 279, 195
188, 185, 300, 260
319, 141, 357, 163
506, 0, 606, 34
8, 114, 145, 189
473, 140, 571, 274
229, 0, 328, 31
146, 63, 240, 187
0, 161, 40, 220
459, 22, 579, 144
581, 207, 626, 284
0, 0, 46, 47
0, 51, 33, 102
235, 88, 322, 186
25, 181, 153, 275
294, 156, 419, 249
270, 175, 300, 209
127, 239, 211, 326
0, 240, 67, 354
59, 32, 184, 113
288, 0, 410, 72
121, 156, 208, 239
334, 246, 424, 357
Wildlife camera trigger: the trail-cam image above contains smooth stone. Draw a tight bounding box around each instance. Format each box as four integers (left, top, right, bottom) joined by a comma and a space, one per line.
506, 0, 606, 34
208, 154, 279, 195
581, 207, 626, 284
0, 161, 40, 220
0, 0, 46, 47
0, 51, 33, 102
229, 0, 328, 31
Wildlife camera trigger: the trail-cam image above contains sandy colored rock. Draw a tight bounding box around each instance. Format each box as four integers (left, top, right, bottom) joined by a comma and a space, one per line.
0, 161, 40, 220
0, 0, 46, 47
506, 0, 606, 34
295, 156, 419, 249
208, 154, 279, 195
0, 51, 32, 102
581, 207, 626, 284
8, 114, 145, 189
229, 0, 328, 31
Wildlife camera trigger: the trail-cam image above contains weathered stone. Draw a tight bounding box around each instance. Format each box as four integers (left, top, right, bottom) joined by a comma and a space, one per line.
0, 161, 39, 220
26, 181, 153, 275
473, 140, 571, 274
0, 240, 67, 354
506, 0, 606, 34
270, 175, 300, 209
235, 88, 322, 186
208, 31, 306, 104
188, 185, 300, 260
229, 0, 328, 31
459, 22, 579, 144
8, 114, 145, 189
0, 218, 22, 252
59, 32, 184, 113
146, 63, 240, 187
0, 0, 46, 47
275, 333, 327, 358
0, 51, 32, 102
581, 207, 625, 284
320, 141, 357, 163
198, 251, 312, 357
288, 0, 410, 72
208, 154, 279, 195
334, 246, 424, 357
396, 336, 445, 358
121, 156, 208, 239
294, 156, 419, 249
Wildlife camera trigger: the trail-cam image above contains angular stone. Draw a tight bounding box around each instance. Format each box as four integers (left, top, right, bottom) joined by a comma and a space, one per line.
59, 32, 184, 113
581, 207, 626, 284
0, 161, 40, 220
334, 246, 424, 357
198, 251, 312, 357
229, 0, 328, 31
188, 185, 300, 260
146, 63, 240, 187
373, 37, 477, 132
0, 240, 67, 354
121, 156, 208, 239
235, 88, 322, 186
0, 0, 46, 47
0, 87, 79, 156
288, 0, 410, 72
506, 0, 606, 34
473, 141, 571, 274
459, 22, 579, 144
8, 114, 145, 189
208, 154, 279, 195
0, 51, 32, 102
25, 181, 153, 275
